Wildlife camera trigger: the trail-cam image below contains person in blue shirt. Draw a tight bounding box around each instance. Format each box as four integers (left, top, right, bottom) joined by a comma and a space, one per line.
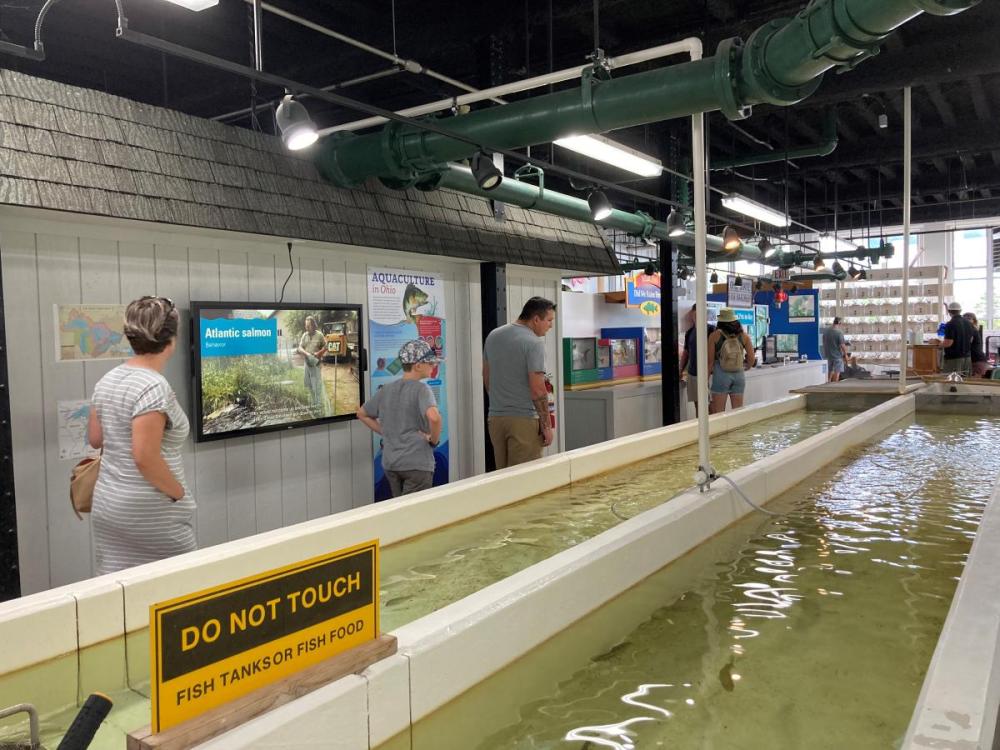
679, 304, 715, 416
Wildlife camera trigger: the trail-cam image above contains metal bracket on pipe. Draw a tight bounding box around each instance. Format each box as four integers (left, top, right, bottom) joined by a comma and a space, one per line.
635, 211, 656, 241
513, 164, 545, 209
581, 64, 612, 133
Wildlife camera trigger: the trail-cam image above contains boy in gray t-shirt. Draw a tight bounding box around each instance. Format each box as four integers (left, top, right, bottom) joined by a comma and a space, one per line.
357, 339, 443, 498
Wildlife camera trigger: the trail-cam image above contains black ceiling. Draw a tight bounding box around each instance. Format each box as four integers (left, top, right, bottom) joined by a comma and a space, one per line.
2, 0, 999, 238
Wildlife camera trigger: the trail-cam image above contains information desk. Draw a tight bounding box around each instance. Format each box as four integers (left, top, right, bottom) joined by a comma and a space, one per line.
563, 361, 826, 450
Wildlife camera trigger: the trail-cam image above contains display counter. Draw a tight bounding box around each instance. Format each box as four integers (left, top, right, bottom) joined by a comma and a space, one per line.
564, 360, 827, 449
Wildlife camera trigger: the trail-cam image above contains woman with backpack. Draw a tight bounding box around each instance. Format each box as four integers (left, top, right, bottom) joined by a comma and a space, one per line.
706, 308, 755, 414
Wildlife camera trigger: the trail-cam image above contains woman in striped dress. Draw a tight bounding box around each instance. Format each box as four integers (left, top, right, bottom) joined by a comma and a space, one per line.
87, 296, 196, 575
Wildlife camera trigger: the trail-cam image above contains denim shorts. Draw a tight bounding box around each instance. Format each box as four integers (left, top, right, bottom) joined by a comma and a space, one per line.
711, 363, 746, 395
827, 358, 845, 374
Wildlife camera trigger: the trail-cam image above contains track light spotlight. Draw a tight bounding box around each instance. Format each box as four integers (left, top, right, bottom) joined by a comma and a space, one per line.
722, 226, 742, 252
643, 262, 657, 276
848, 265, 862, 280
734, 275, 743, 287
275, 94, 319, 151
665, 209, 686, 238
758, 237, 774, 257
813, 255, 827, 271
710, 271, 719, 284
677, 267, 690, 281
832, 261, 846, 275
588, 190, 613, 221
859, 269, 868, 280
471, 151, 503, 191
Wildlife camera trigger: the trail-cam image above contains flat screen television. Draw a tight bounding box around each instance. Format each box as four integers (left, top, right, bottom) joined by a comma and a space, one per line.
570, 338, 597, 371
763, 335, 778, 364
191, 302, 365, 442
776, 333, 799, 356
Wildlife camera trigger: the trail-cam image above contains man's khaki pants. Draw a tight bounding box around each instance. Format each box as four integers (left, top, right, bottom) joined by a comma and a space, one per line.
488, 416, 543, 469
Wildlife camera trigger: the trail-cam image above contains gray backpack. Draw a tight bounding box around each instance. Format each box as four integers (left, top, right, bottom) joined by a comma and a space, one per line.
718, 332, 745, 372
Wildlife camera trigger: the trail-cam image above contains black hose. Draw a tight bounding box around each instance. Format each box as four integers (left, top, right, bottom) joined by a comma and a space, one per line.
55, 693, 113, 750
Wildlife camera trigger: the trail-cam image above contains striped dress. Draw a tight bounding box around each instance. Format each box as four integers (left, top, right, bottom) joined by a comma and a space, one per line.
91, 364, 197, 575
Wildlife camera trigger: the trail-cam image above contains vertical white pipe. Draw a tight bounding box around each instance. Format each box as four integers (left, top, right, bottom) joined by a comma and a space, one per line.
900, 86, 911, 394
693, 110, 711, 480
253, 0, 263, 71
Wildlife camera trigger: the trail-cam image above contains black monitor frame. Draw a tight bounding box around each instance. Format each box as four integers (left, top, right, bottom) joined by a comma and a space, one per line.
762, 335, 779, 364
190, 301, 365, 443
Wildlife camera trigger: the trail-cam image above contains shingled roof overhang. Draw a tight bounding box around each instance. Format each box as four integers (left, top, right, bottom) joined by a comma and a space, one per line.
0, 69, 616, 275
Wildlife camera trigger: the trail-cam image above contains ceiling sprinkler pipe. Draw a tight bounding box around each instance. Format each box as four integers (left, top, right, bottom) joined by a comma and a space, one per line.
322, 39, 704, 136
712, 110, 838, 170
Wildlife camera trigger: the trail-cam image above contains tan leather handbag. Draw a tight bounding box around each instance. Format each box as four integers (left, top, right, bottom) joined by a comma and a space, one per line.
70, 454, 101, 520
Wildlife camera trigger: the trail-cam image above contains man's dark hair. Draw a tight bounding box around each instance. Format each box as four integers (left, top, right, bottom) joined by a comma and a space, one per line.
833, 317, 841, 325
518, 297, 557, 321
401, 363, 414, 372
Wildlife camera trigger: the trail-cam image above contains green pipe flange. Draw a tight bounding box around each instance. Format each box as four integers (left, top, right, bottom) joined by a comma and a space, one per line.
740, 20, 823, 106
635, 210, 656, 240
829, 0, 892, 53
317, 131, 363, 188
910, 0, 981, 15
379, 120, 419, 184
713, 37, 751, 121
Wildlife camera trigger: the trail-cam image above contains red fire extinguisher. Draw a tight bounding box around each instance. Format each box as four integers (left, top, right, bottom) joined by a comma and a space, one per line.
544, 374, 556, 429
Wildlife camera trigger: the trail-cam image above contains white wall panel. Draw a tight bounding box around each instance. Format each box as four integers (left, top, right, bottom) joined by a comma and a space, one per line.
1, 230, 50, 593
0, 209, 523, 594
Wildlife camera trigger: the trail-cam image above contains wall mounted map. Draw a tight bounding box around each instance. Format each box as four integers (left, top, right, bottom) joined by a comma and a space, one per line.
54, 304, 132, 362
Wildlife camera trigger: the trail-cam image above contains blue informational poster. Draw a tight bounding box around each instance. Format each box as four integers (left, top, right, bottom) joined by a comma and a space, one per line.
366, 268, 449, 501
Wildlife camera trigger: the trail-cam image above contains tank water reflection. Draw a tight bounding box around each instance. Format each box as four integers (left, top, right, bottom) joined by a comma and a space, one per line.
381, 410, 850, 631
405, 415, 1000, 750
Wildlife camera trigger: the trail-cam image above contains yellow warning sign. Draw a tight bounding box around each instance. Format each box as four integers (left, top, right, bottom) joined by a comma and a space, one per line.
149, 540, 378, 732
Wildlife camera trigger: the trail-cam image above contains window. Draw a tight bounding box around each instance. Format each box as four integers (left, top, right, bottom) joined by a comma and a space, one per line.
955, 229, 988, 268
952, 229, 990, 330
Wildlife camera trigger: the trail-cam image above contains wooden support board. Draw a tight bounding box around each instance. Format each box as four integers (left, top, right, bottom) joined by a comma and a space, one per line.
127, 633, 396, 750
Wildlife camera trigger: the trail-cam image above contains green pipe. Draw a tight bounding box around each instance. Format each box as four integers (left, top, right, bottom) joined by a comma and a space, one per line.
712, 110, 838, 170
316, 0, 979, 188
432, 164, 762, 264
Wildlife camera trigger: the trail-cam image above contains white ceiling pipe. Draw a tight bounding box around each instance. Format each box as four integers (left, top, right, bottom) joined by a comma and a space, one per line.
318, 39, 707, 136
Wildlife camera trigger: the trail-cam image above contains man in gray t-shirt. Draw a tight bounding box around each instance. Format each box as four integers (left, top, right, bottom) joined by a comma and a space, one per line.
483, 297, 556, 469
822, 317, 848, 382
357, 339, 443, 498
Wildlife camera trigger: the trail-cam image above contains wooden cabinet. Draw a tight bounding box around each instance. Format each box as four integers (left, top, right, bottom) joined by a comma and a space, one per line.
909, 344, 942, 375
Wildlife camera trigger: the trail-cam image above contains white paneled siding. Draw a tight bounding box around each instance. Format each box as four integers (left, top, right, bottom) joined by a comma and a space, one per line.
0, 208, 506, 594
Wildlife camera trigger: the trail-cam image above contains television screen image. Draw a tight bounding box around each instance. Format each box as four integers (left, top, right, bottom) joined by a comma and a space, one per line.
192, 302, 364, 441
571, 338, 597, 371
763, 335, 778, 364
776, 333, 799, 355
597, 343, 611, 369
644, 328, 662, 364
612, 338, 637, 367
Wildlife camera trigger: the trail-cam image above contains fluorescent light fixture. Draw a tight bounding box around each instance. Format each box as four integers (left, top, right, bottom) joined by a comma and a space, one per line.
160, 0, 219, 10
554, 134, 663, 178
721, 193, 789, 227
819, 234, 856, 254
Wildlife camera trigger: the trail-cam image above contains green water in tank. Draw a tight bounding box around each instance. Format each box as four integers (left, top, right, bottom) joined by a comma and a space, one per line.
379, 409, 851, 631
399, 414, 1000, 750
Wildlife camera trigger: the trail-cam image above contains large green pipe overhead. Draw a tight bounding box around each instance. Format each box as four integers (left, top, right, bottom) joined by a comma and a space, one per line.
317, 0, 980, 189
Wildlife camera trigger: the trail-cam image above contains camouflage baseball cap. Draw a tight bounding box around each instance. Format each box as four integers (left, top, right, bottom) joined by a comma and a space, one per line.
399, 339, 441, 364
